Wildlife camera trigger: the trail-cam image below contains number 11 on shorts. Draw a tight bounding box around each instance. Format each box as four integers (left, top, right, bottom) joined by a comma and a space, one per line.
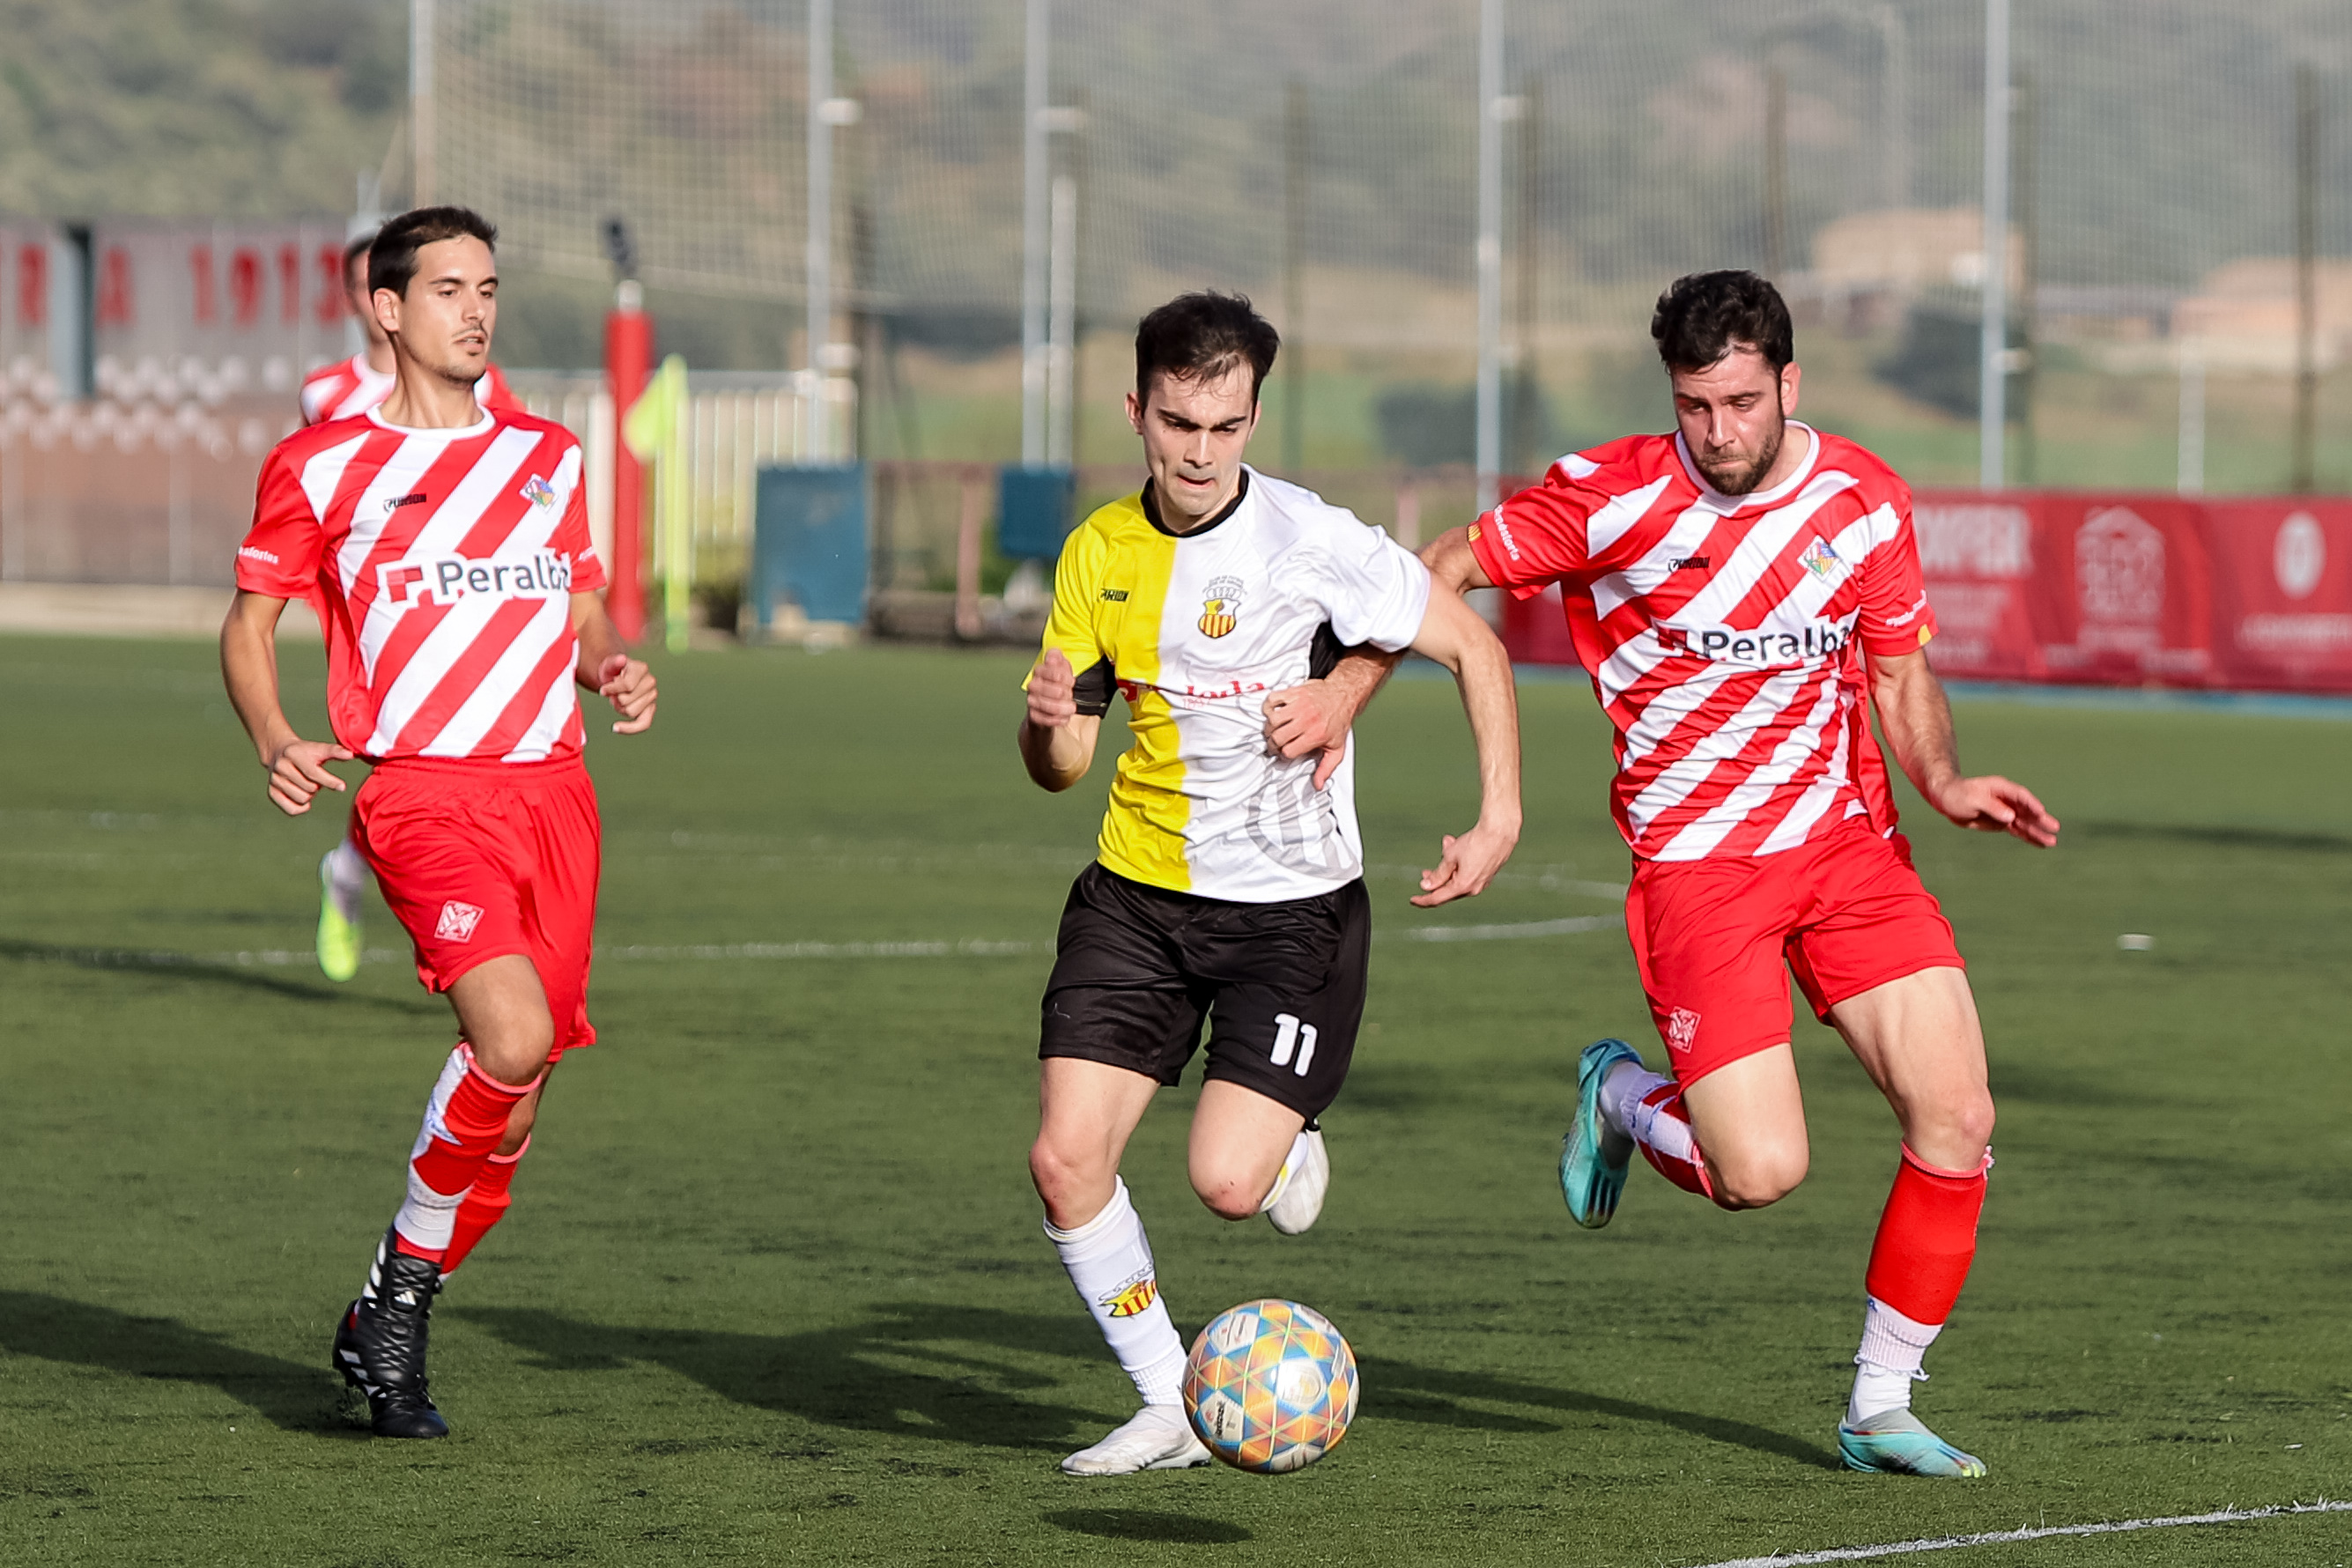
1271, 1013, 1318, 1076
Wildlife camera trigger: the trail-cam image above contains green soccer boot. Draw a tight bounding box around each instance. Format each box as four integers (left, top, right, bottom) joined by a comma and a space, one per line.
316, 849, 363, 983
1838, 1409, 1987, 1477
1559, 1039, 1642, 1228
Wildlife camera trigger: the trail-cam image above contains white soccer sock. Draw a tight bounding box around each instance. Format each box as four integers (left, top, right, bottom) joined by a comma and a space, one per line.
1045, 1178, 1187, 1407
391, 1047, 474, 1254
1597, 1060, 1669, 1139
1254, 1129, 1313, 1214
1847, 1295, 1942, 1425
324, 838, 368, 899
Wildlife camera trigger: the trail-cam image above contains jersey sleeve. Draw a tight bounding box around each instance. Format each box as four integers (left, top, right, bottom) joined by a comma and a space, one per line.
297, 374, 332, 426
1314, 515, 1431, 653
551, 440, 607, 593
1468, 468, 1601, 600
1853, 479, 1939, 656
233, 447, 325, 598
1031, 527, 1115, 715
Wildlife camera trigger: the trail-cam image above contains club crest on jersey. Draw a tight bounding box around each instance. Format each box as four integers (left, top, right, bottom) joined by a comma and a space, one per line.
375, 550, 575, 609
520, 474, 557, 510
434, 901, 484, 943
1799, 536, 1847, 583
1098, 1267, 1159, 1319
1198, 576, 1246, 639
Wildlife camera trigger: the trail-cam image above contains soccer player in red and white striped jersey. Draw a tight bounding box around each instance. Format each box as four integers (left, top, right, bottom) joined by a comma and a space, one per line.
304, 229, 524, 984
223, 207, 655, 1439
1288, 271, 2058, 1478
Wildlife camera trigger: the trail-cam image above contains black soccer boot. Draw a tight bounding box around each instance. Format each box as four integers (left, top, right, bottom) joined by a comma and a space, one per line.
331, 1226, 451, 1439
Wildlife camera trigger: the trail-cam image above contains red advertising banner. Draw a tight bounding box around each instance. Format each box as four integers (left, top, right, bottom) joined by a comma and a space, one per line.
1498, 487, 2352, 697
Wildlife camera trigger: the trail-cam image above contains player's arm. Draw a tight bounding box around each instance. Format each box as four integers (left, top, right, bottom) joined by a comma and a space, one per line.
219, 590, 354, 816
1265, 525, 1499, 788
1868, 647, 2059, 847
1402, 581, 1521, 906
1019, 647, 1102, 792
571, 592, 656, 734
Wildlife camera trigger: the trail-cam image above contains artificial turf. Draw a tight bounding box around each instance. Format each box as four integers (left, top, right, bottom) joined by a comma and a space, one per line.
3, 632, 2349, 1566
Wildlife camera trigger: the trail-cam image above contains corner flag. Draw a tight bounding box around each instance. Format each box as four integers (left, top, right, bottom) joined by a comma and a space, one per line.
624, 355, 693, 654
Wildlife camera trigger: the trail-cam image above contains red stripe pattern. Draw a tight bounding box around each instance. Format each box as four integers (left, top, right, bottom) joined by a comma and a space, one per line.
234, 406, 608, 764
1470, 425, 1937, 862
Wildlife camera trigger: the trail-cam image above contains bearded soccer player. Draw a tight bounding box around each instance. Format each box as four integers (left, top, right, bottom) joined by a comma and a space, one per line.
304, 228, 523, 982
1021, 292, 1520, 1476
1290, 271, 2059, 1476
222, 206, 655, 1439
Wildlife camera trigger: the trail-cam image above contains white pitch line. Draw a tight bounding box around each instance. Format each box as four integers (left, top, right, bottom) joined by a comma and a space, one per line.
601, 939, 1035, 960
1391, 914, 1616, 943
1686, 1499, 2352, 1568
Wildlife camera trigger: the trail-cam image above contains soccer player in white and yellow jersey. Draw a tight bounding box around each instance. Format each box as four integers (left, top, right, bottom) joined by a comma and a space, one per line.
1019, 293, 1521, 1475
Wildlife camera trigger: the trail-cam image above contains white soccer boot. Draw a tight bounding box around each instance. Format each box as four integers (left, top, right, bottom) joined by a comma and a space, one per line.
1061, 1404, 1211, 1476
1263, 1123, 1329, 1236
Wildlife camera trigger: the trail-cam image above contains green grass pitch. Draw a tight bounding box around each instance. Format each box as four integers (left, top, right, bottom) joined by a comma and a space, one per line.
4, 632, 2352, 1566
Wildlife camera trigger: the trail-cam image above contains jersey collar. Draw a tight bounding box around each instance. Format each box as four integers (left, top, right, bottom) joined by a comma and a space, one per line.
1142, 466, 1252, 538
366, 405, 496, 441
1673, 419, 1820, 511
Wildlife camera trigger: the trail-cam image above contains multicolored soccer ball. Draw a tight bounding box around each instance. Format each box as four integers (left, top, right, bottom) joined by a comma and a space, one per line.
1182, 1298, 1358, 1474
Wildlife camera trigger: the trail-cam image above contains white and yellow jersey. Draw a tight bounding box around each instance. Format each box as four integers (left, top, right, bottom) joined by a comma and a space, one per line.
1037, 468, 1431, 903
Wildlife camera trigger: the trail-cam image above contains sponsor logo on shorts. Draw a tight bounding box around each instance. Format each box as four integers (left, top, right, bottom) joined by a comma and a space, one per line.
1197, 575, 1245, 640
1099, 1268, 1158, 1319
375, 551, 575, 610
1666, 1007, 1701, 1055
435, 901, 484, 943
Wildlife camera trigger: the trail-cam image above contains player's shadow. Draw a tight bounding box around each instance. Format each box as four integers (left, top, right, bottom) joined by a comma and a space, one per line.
0, 1291, 348, 1435
0, 936, 434, 1015
1363, 1354, 1841, 1470
461, 1301, 1121, 1452
1043, 1509, 1253, 1543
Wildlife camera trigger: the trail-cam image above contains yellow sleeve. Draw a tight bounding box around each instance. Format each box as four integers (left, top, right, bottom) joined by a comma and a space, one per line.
1024, 527, 1116, 714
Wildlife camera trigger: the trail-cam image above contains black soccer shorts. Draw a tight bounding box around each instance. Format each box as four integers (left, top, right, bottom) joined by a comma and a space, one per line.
1038, 862, 1372, 1121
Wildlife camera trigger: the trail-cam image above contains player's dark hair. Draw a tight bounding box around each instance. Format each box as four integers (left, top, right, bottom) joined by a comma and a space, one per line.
341, 232, 376, 287
1651, 270, 1794, 374
370, 206, 499, 300
1135, 292, 1279, 404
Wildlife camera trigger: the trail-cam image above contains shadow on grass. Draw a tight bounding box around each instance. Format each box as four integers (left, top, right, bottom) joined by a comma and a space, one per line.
463, 1301, 1114, 1452
0, 1291, 346, 1434
2074, 821, 2352, 856
462, 1300, 1837, 1468
1043, 1509, 1252, 1543
0, 936, 435, 1015
1364, 1356, 1842, 1470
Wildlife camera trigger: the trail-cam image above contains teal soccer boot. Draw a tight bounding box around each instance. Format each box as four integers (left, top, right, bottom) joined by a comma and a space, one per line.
1838, 1409, 1987, 1477
1559, 1039, 1642, 1228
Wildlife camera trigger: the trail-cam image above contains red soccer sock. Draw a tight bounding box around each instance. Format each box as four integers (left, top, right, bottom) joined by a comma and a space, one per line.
440, 1136, 530, 1276
1863, 1144, 1990, 1326
1624, 1079, 1721, 1205
392, 1045, 539, 1263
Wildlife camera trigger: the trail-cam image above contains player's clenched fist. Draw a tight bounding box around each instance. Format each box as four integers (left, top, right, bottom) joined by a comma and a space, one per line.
1027, 647, 1077, 729
596, 654, 657, 734
263, 737, 354, 817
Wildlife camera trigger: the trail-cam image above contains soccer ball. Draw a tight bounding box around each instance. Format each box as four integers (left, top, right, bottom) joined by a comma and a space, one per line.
1182, 1298, 1358, 1474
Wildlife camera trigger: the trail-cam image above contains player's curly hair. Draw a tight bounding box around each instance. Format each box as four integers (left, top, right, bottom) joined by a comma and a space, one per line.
1651, 270, 1794, 374
1135, 292, 1279, 404
370, 206, 499, 300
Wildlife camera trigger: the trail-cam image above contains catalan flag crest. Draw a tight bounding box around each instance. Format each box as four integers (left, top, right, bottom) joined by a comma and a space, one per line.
1181, 1298, 1358, 1474
1197, 575, 1246, 640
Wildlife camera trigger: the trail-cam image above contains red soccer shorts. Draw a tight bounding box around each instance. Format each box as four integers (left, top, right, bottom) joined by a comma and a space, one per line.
1623, 814, 1963, 1085
351, 755, 602, 1059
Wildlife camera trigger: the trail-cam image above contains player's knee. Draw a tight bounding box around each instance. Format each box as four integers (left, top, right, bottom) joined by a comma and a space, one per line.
1028, 1136, 1102, 1213
1711, 1143, 1808, 1209
1191, 1173, 1262, 1223
473, 1020, 554, 1087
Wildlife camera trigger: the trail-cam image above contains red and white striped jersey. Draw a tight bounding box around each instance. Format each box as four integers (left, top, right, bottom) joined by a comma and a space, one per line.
300, 357, 519, 426
1470, 424, 1937, 862
234, 407, 607, 766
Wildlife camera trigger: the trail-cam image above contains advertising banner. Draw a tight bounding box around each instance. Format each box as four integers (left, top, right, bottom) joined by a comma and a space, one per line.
2200, 500, 2352, 692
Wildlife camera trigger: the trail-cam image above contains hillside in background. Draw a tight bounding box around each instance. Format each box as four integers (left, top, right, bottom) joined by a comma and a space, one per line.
0, 0, 400, 217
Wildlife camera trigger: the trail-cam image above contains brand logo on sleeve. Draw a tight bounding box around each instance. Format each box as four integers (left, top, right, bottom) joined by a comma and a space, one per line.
1197, 576, 1246, 639
434, 901, 484, 943
374, 551, 574, 610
